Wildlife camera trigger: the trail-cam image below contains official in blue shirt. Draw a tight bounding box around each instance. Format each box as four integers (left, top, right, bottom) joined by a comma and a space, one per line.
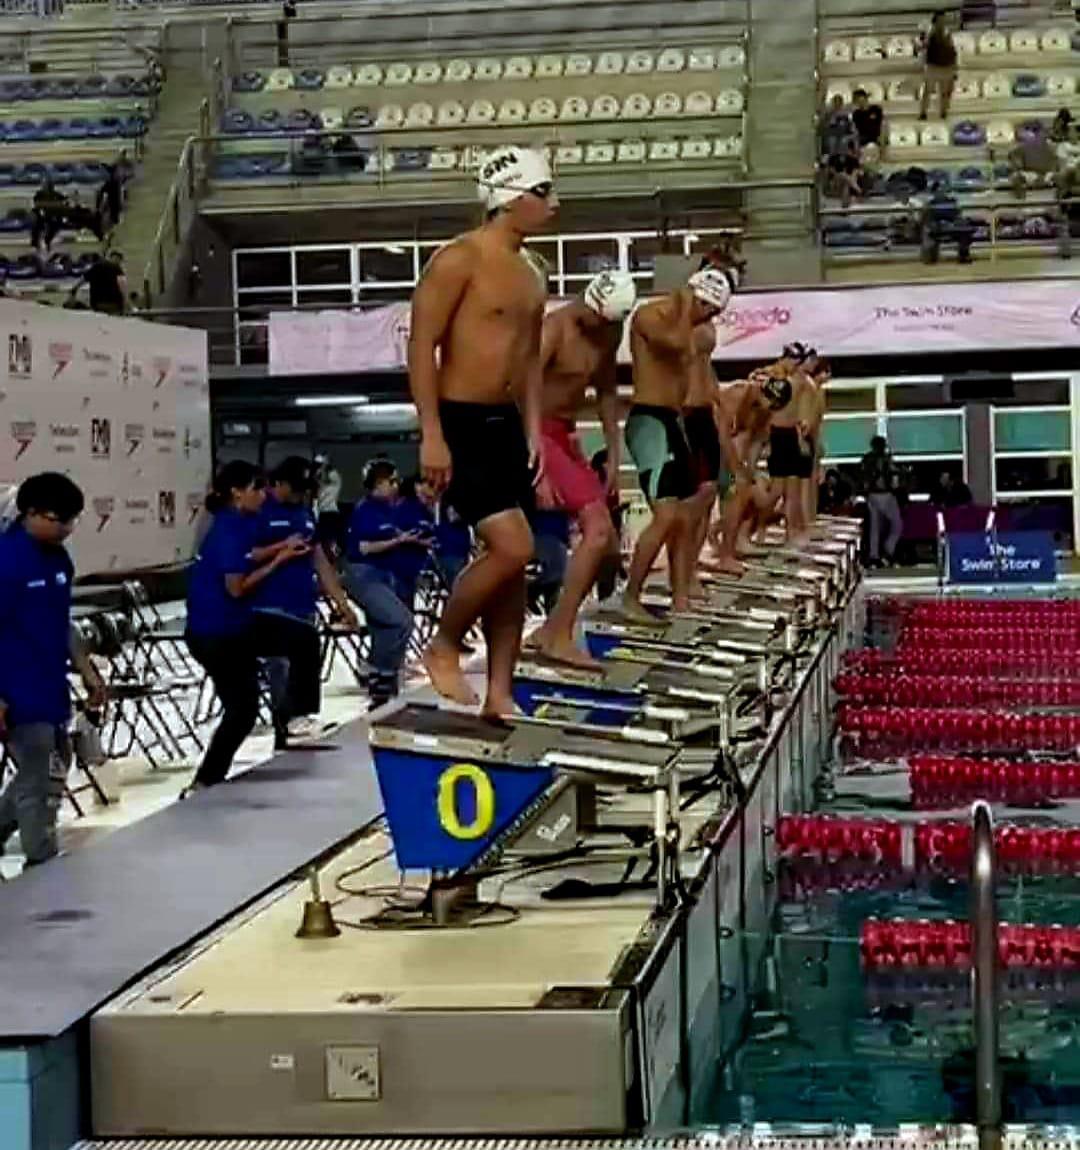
185, 460, 317, 791
254, 456, 356, 748
0, 472, 106, 866
394, 475, 438, 603
344, 459, 426, 706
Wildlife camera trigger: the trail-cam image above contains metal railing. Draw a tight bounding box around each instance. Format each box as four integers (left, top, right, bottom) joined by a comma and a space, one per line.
970, 798, 1002, 1150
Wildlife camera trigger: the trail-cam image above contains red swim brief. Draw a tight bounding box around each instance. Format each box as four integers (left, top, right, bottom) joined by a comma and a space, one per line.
540, 417, 606, 515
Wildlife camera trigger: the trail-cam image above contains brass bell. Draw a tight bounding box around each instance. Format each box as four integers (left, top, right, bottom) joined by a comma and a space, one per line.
296, 866, 340, 939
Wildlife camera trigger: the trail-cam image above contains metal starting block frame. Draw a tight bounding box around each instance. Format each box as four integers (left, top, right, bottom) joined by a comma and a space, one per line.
368, 702, 684, 910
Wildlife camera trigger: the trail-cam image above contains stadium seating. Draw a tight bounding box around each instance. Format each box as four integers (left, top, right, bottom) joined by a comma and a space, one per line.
212, 42, 749, 187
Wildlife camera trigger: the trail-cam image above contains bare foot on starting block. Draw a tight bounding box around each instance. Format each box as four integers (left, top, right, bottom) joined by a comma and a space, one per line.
620, 593, 660, 623
538, 635, 603, 670
713, 555, 746, 576
423, 638, 479, 707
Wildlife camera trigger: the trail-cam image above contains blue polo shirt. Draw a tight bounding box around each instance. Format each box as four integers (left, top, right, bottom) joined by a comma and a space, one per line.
390, 497, 436, 588
186, 508, 257, 638
345, 497, 400, 573
0, 522, 74, 727
253, 494, 318, 621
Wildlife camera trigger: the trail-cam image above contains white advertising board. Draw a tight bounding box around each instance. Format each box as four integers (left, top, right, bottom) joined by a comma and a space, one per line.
0, 300, 211, 576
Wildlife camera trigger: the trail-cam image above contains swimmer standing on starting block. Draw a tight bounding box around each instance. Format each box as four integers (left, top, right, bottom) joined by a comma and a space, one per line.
622, 266, 736, 621
408, 145, 557, 716
765, 342, 819, 546
528, 269, 637, 668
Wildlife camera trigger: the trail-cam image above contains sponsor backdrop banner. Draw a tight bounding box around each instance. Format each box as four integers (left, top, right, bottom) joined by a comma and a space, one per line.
269, 278, 1080, 376
1, 300, 211, 576
948, 531, 1058, 584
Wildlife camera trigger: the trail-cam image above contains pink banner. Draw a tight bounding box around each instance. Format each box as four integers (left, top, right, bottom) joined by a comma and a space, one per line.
268, 279, 1080, 376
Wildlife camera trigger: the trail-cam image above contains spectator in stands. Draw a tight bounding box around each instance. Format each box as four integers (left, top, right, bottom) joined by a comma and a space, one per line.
919, 10, 958, 121
1009, 129, 1061, 200
921, 183, 974, 264
253, 456, 356, 749
277, 0, 297, 66
0, 472, 106, 868
529, 509, 571, 617
1051, 109, 1073, 145
821, 93, 857, 161
343, 459, 422, 708
827, 139, 868, 208
1057, 122, 1080, 198
395, 475, 438, 605
70, 251, 127, 315
851, 87, 886, 170
98, 159, 127, 235
332, 133, 367, 173
818, 468, 854, 516
184, 460, 318, 792
931, 469, 973, 508
31, 177, 67, 255
861, 436, 903, 567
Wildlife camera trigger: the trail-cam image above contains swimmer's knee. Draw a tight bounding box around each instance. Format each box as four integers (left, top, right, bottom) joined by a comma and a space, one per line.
579, 503, 615, 547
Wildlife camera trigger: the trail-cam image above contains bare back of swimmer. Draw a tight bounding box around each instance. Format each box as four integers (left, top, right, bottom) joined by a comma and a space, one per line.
410, 144, 557, 716
529, 270, 636, 667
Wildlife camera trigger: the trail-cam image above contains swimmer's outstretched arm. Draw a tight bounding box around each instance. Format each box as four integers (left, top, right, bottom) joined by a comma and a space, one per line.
408, 243, 472, 490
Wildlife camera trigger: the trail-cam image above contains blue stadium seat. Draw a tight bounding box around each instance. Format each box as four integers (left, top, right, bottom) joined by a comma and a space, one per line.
953, 166, 989, 191
0, 164, 14, 186
121, 114, 148, 137
74, 160, 108, 183
393, 148, 431, 171
42, 252, 72, 279
1012, 73, 1045, 98
8, 121, 44, 142
105, 74, 138, 97
223, 108, 255, 133
286, 108, 320, 132
14, 162, 46, 184
926, 168, 953, 189
294, 68, 324, 91
7, 254, 42, 280
65, 118, 93, 140
346, 105, 374, 129
1016, 118, 1046, 142
952, 120, 987, 146
232, 71, 265, 93
91, 116, 122, 139
39, 119, 66, 141
76, 75, 108, 98
257, 108, 284, 132
50, 161, 77, 183
0, 209, 29, 234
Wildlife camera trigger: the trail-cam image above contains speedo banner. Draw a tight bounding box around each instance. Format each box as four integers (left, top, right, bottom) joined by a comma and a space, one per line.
269, 278, 1080, 375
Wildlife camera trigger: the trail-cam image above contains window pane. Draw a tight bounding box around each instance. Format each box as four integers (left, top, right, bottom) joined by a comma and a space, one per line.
995, 456, 1072, 493
885, 382, 948, 409
356, 247, 415, 284
296, 288, 354, 308
994, 409, 1071, 453
887, 413, 964, 456
821, 417, 878, 459
295, 248, 350, 287
825, 387, 875, 413
235, 250, 291, 290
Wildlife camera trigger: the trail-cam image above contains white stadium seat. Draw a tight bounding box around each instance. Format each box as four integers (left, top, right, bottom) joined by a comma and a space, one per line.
376, 104, 404, 128
688, 47, 716, 71
384, 62, 413, 86
565, 54, 593, 77
862, 80, 885, 104
585, 141, 616, 164
1009, 29, 1039, 53
627, 51, 654, 74
888, 123, 919, 149
886, 35, 915, 59
951, 77, 982, 104
320, 106, 344, 130
685, 90, 715, 116
1041, 28, 1071, 52
555, 144, 584, 165
325, 65, 352, 90
654, 91, 683, 117
657, 48, 686, 72
920, 122, 949, 147
982, 73, 1011, 99
535, 55, 564, 78
560, 96, 589, 121
496, 99, 527, 124
681, 137, 712, 160
827, 81, 852, 103
617, 139, 646, 163
414, 61, 442, 85
474, 58, 503, 81
466, 99, 496, 124
716, 88, 744, 113
445, 59, 473, 82
714, 134, 742, 158
436, 100, 465, 126
405, 102, 434, 126
978, 30, 1007, 55
596, 52, 625, 75
887, 78, 919, 103
823, 39, 852, 64
528, 97, 558, 123
505, 56, 534, 79
430, 147, 458, 171
854, 37, 882, 60
649, 139, 680, 160
590, 94, 620, 120
952, 32, 977, 57
266, 67, 293, 90
987, 118, 1015, 145
622, 93, 652, 119
353, 63, 383, 87
1047, 73, 1076, 97
718, 44, 745, 68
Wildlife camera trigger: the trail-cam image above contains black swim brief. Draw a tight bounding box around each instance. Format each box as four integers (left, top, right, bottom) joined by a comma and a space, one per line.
624, 404, 696, 502
768, 425, 815, 480
439, 400, 535, 526
683, 405, 734, 493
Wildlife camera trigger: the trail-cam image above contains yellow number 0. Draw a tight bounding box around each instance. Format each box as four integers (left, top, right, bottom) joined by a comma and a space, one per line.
436, 763, 496, 841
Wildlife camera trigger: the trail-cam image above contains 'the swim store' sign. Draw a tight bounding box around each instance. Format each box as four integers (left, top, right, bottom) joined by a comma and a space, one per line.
948, 531, 1058, 585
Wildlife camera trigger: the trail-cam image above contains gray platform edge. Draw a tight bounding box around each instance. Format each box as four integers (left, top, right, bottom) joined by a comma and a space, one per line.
0, 721, 383, 1040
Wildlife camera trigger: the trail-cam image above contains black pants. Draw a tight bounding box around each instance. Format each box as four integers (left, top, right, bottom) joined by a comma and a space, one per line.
186, 614, 321, 786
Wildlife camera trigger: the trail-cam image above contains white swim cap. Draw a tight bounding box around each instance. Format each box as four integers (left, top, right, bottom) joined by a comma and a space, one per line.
476, 146, 553, 211
687, 265, 738, 313
583, 269, 637, 321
